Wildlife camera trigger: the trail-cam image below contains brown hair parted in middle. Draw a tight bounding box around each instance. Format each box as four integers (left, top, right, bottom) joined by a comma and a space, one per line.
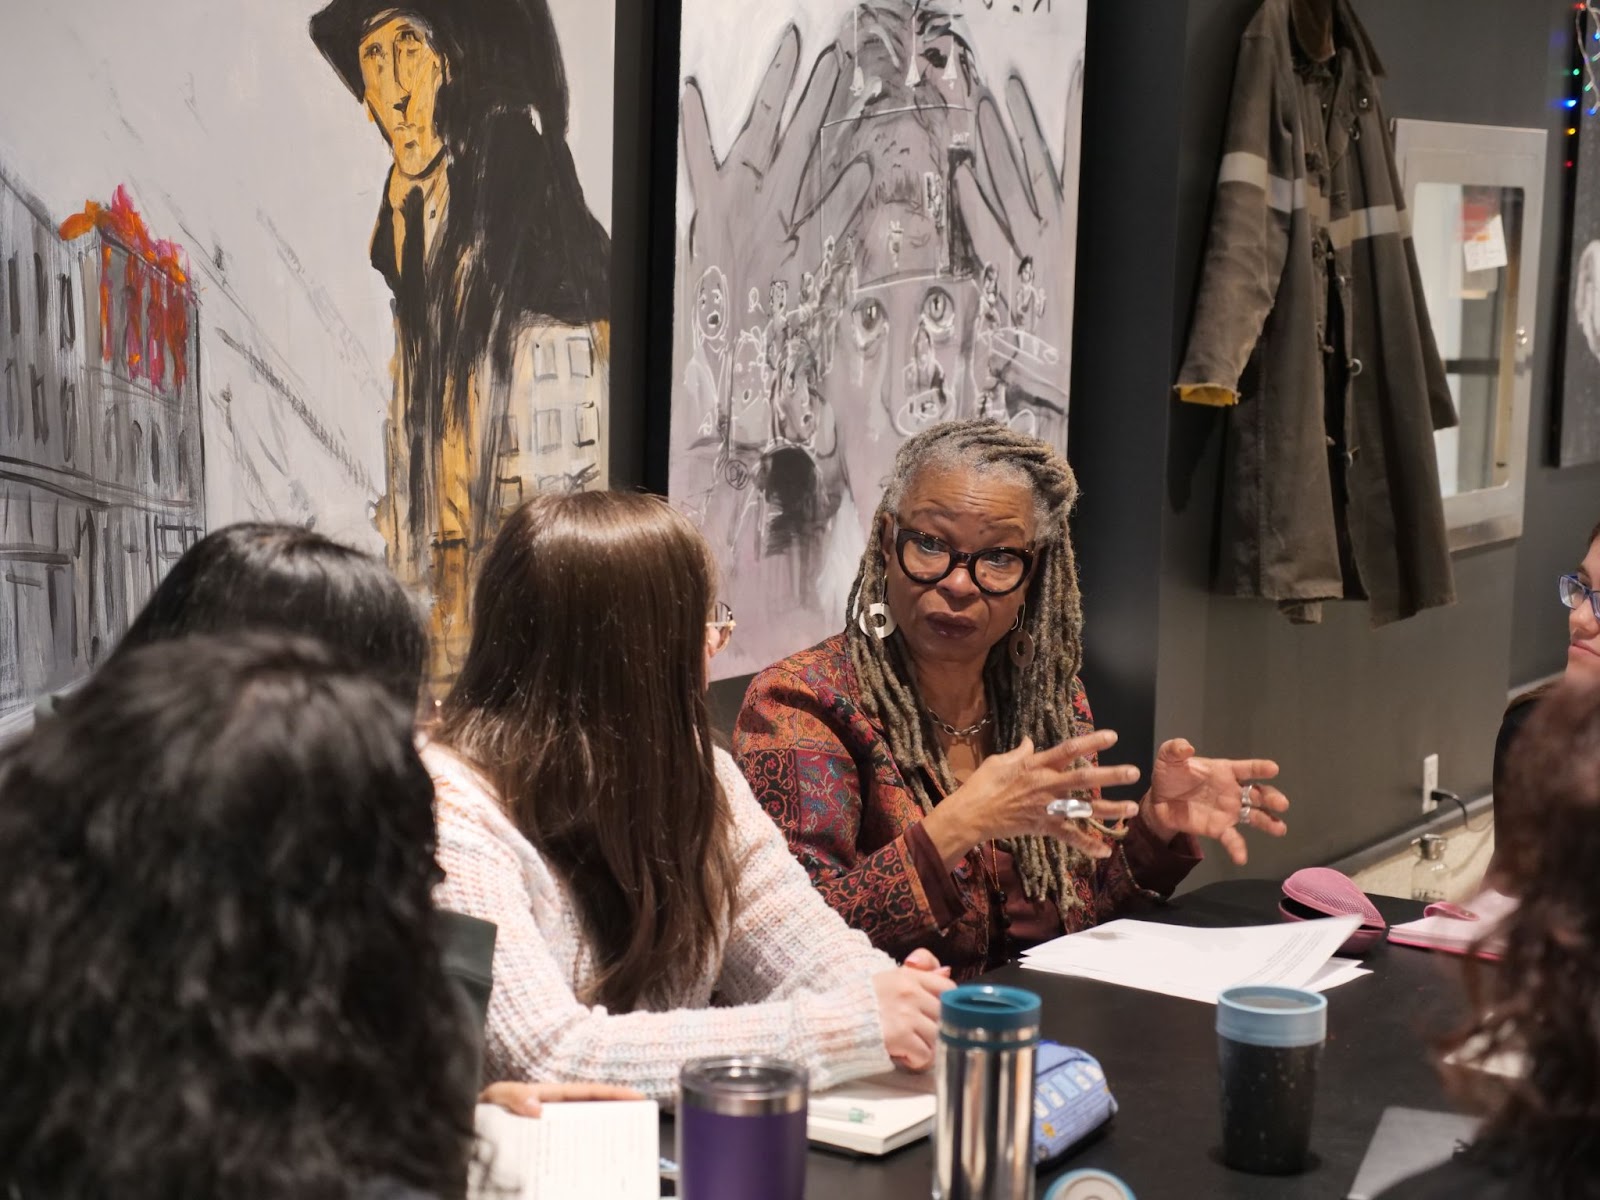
435, 491, 738, 1014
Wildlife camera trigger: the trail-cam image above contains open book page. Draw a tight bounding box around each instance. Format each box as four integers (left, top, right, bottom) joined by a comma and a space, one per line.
808, 1071, 936, 1155
470, 1101, 660, 1200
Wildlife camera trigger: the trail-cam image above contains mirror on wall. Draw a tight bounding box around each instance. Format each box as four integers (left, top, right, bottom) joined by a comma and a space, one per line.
1393, 120, 1547, 552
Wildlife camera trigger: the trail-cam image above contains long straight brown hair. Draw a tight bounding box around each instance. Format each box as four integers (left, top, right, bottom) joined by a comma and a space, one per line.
435, 491, 737, 1012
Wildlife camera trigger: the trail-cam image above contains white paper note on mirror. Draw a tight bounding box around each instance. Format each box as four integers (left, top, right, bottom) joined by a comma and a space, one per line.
1464, 213, 1510, 273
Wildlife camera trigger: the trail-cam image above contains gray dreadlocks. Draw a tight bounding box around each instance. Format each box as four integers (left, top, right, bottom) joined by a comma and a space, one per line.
845, 419, 1091, 906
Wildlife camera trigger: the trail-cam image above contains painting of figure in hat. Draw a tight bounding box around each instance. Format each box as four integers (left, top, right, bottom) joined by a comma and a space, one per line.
311, 0, 613, 676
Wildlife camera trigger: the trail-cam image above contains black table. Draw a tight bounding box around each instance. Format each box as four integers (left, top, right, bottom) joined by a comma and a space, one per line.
795, 879, 1467, 1199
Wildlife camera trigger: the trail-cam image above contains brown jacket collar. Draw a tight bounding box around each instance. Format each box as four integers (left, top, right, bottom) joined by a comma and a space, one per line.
1287, 0, 1386, 77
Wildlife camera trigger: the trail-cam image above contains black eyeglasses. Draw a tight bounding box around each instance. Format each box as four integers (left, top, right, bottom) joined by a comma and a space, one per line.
893, 523, 1034, 596
1560, 574, 1600, 621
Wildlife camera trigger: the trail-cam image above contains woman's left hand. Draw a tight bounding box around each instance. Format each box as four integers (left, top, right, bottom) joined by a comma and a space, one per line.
480, 1081, 646, 1118
1140, 739, 1289, 865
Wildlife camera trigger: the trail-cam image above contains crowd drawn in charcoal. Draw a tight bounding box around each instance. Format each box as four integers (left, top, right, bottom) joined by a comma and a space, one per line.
670, 0, 1085, 676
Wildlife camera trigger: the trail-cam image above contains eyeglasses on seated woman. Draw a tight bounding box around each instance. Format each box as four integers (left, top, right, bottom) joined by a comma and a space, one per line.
423, 490, 954, 1101
735, 419, 1291, 979
0, 634, 475, 1200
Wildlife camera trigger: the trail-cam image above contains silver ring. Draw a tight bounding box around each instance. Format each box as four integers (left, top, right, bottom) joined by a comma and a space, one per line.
1047, 798, 1094, 822
1237, 786, 1253, 826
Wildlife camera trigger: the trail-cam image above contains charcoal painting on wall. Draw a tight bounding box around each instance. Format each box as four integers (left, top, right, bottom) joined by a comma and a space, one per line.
667, 0, 1087, 680
0, 0, 614, 729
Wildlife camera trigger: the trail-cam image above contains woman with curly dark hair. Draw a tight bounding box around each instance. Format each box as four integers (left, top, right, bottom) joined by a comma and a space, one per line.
1378, 677, 1600, 1198
108, 521, 430, 710
0, 633, 476, 1200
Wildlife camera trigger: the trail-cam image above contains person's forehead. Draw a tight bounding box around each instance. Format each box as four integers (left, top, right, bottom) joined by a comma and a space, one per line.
902, 466, 1035, 528
1581, 538, 1600, 577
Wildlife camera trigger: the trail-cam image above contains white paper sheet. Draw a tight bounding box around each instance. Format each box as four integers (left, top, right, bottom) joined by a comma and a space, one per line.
1020, 915, 1362, 1004
471, 1101, 661, 1200
1305, 955, 1372, 993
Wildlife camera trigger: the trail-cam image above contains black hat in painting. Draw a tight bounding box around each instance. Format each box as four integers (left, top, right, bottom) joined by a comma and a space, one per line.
309, 0, 572, 141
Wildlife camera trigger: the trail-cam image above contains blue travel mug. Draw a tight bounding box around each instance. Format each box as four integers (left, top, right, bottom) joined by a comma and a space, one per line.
677, 1056, 807, 1200
1216, 985, 1327, 1174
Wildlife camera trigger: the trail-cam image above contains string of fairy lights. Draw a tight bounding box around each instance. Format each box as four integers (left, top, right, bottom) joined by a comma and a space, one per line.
1569, 1, 1600, 171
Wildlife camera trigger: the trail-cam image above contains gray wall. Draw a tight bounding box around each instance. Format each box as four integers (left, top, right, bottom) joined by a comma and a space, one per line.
1072, 0, 1600, 891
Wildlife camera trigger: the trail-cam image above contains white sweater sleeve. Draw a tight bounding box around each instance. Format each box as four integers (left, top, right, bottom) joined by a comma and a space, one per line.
429, 748, 893, 1103
712, 750, 899, 1006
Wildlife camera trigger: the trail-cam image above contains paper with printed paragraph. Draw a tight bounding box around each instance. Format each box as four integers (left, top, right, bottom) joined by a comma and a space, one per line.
1020, 916, 1367, 1004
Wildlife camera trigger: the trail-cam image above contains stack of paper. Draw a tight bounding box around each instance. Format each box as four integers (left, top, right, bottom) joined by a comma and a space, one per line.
808, 1071, 937, 1156
471, 1100, 661, 1200
1021, 915, 1369, 1003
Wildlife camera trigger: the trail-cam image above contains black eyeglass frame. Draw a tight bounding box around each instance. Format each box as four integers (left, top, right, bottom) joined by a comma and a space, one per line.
892, 522, 1035, 596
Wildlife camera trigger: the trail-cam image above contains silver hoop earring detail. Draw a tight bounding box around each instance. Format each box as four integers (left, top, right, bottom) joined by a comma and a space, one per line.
858, 601, 898, 640
1008, 602, 1036, 670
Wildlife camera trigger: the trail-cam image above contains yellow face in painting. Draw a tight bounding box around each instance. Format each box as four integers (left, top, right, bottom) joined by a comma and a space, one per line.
359, 12, 447, 178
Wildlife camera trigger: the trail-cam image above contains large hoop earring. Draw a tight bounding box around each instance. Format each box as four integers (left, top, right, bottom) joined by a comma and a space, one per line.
1008, 602, 1036, 670
857, 600, 898, 640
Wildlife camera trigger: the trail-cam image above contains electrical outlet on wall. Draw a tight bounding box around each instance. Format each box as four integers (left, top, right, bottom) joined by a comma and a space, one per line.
1422, 753, 1439, 815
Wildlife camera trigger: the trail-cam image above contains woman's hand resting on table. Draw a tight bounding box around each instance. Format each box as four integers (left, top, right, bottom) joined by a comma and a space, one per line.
1139, 739, 1289, 864
920, 731, 1143, 870
480, 1081, 646, 1117
874, 948, 957, 1072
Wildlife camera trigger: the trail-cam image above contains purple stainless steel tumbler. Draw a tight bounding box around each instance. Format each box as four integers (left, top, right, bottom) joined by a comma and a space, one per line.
677, 1056, 808, 1200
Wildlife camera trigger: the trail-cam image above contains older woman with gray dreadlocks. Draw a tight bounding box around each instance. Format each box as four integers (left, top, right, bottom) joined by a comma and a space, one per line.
734, 420, 1289, 978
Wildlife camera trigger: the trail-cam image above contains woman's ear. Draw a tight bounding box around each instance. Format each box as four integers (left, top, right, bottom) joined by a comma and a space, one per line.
878, 513, 894, 562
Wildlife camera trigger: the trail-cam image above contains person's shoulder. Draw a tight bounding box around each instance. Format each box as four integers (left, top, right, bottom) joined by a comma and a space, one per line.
1495, 688, 1547, 787
749, 633, 854, 697
1502, 689, 1543, 735
421, 742, 510, 826
714, 746, 760, 815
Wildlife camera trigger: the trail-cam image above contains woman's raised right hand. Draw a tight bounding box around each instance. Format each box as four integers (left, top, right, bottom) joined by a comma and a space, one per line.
921, 732, 1142, 868
872, 963, 956, 1072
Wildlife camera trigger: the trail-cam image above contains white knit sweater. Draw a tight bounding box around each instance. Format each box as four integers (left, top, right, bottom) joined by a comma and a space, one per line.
425, 743, 897, 1102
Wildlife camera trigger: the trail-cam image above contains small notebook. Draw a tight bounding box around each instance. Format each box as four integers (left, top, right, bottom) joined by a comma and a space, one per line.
1387, 888, 1516, 958
807, 1071, 937, 1156
471, 1100, 660, 1199
1347, 1106, 1479, 1199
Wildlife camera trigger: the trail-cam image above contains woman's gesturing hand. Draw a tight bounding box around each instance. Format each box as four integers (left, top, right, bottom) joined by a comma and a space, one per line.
1140, 739, 1290, 865
873, 960, 957, 1072
921, 732, 1142, 869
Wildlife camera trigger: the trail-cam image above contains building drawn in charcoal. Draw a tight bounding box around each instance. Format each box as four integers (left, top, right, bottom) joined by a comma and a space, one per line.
0, 174, 202, 724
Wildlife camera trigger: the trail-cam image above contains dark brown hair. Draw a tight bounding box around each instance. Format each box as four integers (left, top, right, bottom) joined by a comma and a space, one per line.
1446, 678, 1600, 1183
435, 491, 737, 1013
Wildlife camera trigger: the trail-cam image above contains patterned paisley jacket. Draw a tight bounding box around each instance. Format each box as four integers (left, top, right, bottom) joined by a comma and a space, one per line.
733, 635, 1201, 979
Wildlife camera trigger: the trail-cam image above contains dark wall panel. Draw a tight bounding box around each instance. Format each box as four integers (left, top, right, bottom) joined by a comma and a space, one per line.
1124, 0, 1590, 891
